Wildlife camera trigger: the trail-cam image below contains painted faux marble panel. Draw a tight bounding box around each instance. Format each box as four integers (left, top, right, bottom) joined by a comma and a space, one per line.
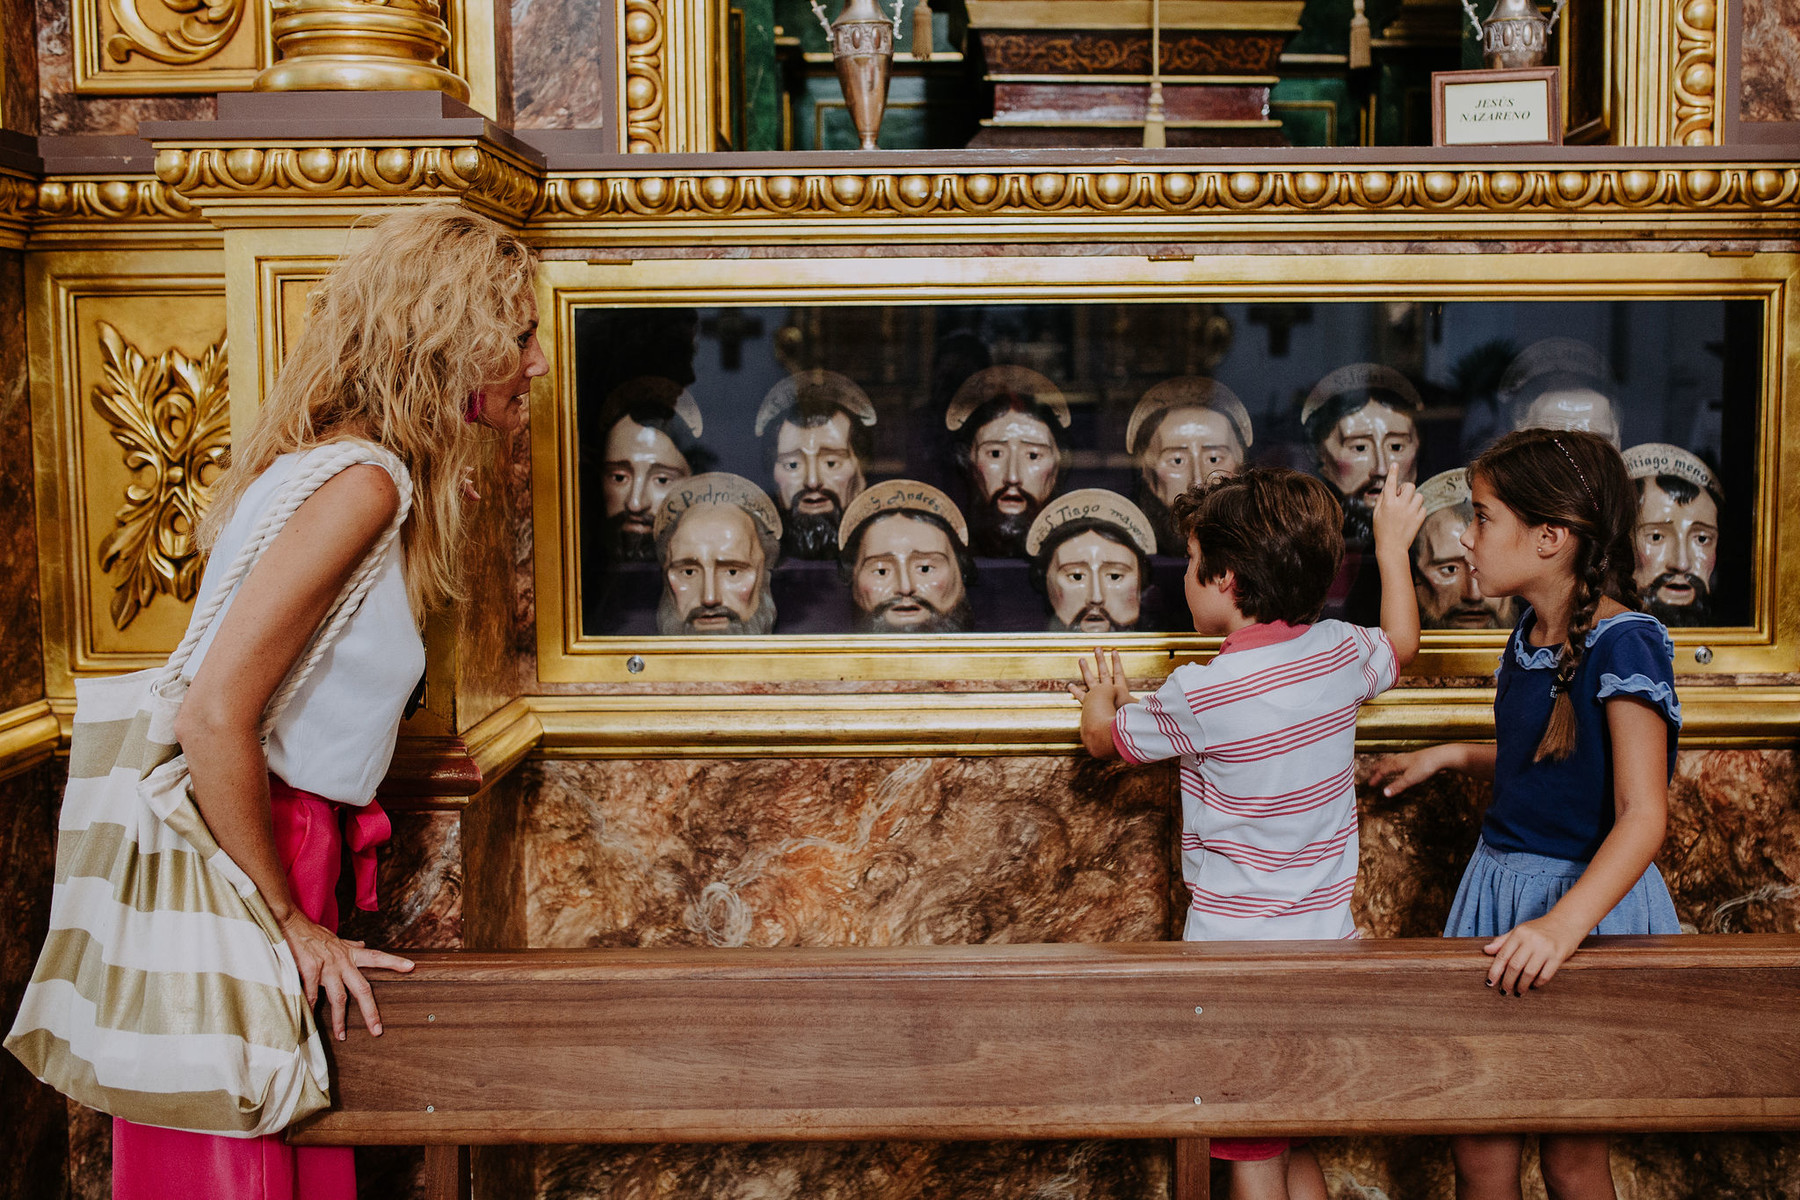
513, 748, 1800, 1199
340, 809, 463, 952
1665, 750, 1800, 932
510, 0, 603, 128
1, 762, 66, 1200
1741, 0, 1800, 123
33, 0, 213, 134
538, 1140, 1169, 1200
523, 756, 1180, 950
0, 253, 43, 714
1, 0, 35, 135
522, 755, 1178, 1200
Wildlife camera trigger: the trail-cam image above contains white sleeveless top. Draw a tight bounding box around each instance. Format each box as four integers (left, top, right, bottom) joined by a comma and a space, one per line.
183, 445, 426, 806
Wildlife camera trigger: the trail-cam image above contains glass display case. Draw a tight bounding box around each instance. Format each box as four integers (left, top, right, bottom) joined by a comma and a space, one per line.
533, 249, 1797, 685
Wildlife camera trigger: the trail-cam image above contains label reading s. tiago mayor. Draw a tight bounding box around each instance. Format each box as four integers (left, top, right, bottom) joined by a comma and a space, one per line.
1443, 80, 1551, 145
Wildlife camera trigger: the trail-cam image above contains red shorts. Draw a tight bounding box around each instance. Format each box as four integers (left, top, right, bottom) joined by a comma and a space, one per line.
1211, 1137, 1301, 1161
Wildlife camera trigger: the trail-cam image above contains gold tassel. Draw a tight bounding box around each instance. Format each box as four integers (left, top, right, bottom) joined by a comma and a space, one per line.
1143, 81, 1167, 148
1143, 0, 1166, 148
912, 0, 933, 59
1349, 0, 1371, 69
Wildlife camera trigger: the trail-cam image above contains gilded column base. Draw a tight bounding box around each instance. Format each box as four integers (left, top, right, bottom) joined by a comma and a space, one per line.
254, 0, 470, 102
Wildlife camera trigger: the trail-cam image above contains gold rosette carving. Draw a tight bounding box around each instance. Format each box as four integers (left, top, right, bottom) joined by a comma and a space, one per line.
90, 322, 230, 631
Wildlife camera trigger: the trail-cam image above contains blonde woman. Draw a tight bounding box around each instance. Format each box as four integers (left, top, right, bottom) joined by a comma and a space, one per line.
114, 206, 547, 1200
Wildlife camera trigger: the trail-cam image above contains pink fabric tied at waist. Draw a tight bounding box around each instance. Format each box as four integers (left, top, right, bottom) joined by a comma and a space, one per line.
268, 774, 390, 927
342, 800, 391, 914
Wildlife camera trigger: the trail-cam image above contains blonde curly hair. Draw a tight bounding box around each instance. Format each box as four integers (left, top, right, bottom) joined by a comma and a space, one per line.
199, 204, 538, 617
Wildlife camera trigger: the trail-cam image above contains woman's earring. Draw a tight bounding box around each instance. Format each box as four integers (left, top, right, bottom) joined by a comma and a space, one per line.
463, 391, 485, 424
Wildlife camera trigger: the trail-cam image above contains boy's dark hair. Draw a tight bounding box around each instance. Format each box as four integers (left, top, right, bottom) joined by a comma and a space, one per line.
1168, 467, 1345, 625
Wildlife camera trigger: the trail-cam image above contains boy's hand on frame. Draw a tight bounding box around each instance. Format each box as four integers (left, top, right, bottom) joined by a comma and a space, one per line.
1371, 468, 1426, 559
1071, 648, 1134, 709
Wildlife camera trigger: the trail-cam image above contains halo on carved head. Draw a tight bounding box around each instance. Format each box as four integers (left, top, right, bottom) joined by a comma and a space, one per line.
944, 365, 1071, 432
1300, 364, 1423, 427
1417, 468, 1472, 518
1498, 337, 1612, 409
1126, 377, 1253, 456
837, 479, 968, 550
1622, 443, 1722, 500
652, 472, 782, 542
1024, 489, 1157, 560
753, 369, 879, 438
604, 374, 704, 438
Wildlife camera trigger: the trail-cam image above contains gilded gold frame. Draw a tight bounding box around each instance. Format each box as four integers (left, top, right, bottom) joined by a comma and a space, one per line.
532, 249, 1798, 687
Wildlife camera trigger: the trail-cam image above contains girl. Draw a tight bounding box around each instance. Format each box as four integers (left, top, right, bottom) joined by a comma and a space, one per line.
114, 206, 548, 1200
1371, 428, 1681, 1200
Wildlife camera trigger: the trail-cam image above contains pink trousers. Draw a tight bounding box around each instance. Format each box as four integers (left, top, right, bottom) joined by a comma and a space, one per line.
113, 777, 390, 1200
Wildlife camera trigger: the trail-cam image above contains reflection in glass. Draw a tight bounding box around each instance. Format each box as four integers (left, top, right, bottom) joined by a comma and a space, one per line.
572, 299, 1759, 637
1412, 469, 1511, 631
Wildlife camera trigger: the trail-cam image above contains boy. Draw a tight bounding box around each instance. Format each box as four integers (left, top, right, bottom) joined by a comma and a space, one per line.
1070, 466, 1424, 1200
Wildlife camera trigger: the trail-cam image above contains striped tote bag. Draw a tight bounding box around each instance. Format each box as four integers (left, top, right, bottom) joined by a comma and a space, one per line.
5, 442, 410, 1137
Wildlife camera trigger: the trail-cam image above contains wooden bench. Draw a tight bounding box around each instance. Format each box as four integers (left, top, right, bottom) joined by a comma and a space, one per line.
288, 935, 1800, 1200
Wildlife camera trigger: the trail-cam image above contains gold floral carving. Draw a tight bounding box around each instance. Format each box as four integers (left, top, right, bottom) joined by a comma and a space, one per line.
104, 0, 244, 64
1672, 0, 1718, 147
534, 165, 1800, 223
0, 172, 36, 245
90, 322, 229, 631
622, 0, 666, 153
152, 144, 541, 223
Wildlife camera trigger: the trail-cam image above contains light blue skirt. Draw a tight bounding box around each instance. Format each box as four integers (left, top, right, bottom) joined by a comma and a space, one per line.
1444, 838, 1683, 938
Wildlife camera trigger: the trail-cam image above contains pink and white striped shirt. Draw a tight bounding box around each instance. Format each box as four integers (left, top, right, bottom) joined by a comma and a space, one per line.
1113, 620, 1396, 942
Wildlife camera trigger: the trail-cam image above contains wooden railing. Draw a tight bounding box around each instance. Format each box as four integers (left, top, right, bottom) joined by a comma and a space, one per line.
288, 936, 1800, 1200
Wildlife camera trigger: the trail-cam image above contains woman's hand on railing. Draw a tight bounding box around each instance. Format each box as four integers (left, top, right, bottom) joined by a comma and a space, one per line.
280, 911, 415, 1040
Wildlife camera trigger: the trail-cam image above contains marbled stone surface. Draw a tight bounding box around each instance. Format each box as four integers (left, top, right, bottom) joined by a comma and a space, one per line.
510, 0, 603, 129
1666, 750, 1800, 932
2, 0, 36, 135
1741, 0, 1800, 123
523, 756, 1180, 949
456, 428, 534, 729
34, 0, 213, 133
28, 741, 1800, 1199
341, 809, 464, 951
507, 748, 1800, 1199
0, 252, 43, 714
538, 1139, 1169, 1200
0, 762, 66, 1200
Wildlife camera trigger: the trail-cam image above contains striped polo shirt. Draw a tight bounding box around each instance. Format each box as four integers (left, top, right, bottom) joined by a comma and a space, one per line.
1113, 620, 1396, 942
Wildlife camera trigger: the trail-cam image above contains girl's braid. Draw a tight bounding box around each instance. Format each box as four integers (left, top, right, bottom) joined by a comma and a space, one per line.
1536, 537, 1606, 762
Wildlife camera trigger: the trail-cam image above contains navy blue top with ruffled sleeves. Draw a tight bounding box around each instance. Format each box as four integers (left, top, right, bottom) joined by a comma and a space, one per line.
1484, 607, 1682, 862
